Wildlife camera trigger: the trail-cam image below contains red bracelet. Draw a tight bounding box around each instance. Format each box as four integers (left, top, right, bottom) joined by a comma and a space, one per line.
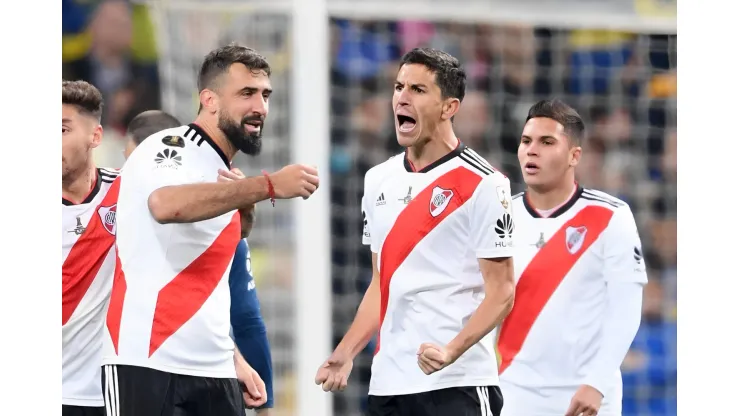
262, 170, 275, 207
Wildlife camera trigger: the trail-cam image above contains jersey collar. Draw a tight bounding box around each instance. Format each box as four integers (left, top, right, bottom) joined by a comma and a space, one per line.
523, 185, 583, 218
403, 139, 465, 173
62, 168, 102, 206
187, 123, 231, 168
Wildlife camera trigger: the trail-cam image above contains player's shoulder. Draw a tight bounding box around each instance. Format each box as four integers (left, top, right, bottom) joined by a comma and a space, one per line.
139, 125, 193, 151
457, 145, 508, 185
580, 188, 630, 212
364, 152, 404, 184
97, 167, 120, 183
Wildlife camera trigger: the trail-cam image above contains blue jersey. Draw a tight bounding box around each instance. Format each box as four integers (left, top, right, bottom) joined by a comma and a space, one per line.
229, 239, 274, 408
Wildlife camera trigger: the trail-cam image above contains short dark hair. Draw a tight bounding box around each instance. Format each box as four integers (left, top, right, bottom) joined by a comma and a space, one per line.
197, 43, 271, 92
399, 48, 467, 102
126, 110, 181, 145
62, 80, 103, 121
526, 99, 586, 145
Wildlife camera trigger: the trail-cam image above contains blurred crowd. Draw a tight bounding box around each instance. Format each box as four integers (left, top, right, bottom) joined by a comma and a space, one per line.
63, 2, 677, 416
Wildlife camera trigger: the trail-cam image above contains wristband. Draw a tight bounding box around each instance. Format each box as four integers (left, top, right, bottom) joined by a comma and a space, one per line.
262, 170, 275, 207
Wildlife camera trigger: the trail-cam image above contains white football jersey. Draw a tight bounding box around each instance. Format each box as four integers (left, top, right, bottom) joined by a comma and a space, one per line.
102, 124, 240, 378
362, 143, 515, 396
497, 187, 648, 414
62, 168, 120, 406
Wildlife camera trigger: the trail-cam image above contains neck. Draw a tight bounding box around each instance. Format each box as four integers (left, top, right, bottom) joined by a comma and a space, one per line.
527, 176, 577, 211
193, 114, 237, 161
407, 124, 458, 171
63, 165, 97, 204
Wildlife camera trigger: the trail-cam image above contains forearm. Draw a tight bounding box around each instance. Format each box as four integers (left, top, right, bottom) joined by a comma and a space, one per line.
583, 282, 644, 395
335, 276, 381, 359
148, 176, 269, 224
233, 324, 274, 408
447, 270, 515, 360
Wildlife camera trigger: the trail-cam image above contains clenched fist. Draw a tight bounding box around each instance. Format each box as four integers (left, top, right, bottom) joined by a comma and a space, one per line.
268, 164, 320, 199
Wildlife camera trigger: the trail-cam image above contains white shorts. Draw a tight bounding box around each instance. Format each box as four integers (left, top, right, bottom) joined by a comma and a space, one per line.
500, 380, 622, 416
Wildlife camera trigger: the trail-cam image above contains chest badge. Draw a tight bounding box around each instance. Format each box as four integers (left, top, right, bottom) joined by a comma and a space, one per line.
98, 204, 118, 236
531, 232, 546, 249
429, 186, 454, 217
565, 226, 588, 254
68, 217, 86, 236
398, 186, 413, 205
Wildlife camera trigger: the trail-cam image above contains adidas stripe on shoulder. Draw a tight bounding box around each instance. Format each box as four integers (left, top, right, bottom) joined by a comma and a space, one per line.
458, 147, 496, 176
183, 126, 207, 147
99, 167, 120, 183
512, 192, 524, 200
581, 188, 625, 208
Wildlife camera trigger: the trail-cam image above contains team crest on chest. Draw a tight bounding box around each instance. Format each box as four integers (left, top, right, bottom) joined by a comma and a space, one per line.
565, 226, 587, 254
98, 204, 117, 235
429, 186, 454, 217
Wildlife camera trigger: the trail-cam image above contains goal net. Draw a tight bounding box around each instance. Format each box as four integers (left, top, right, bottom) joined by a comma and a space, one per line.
148, 1, 677, 415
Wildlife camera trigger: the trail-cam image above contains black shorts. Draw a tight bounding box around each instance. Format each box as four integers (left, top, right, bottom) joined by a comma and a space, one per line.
101, 364, 244, 416
62, 405, 105, 416
367, 386, 503, 416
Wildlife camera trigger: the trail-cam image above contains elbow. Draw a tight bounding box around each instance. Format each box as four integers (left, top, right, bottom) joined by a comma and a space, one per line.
148, 189, 175, 224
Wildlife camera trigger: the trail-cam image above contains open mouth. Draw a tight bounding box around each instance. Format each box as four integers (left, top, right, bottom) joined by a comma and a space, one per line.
244, 121, 262, 132
524, 162, 540, 174
396, 114, 417, 133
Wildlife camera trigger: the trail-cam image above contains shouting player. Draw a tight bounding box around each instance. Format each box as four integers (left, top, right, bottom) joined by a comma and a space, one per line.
497, 99, 646, 416
101, 44, 318, 416
62, 80, 118, 416
124, 109, 275, 413
315, 48, 515, 416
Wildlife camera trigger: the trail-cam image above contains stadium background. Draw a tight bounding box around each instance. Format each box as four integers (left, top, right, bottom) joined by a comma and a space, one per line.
62, 0, 677, 415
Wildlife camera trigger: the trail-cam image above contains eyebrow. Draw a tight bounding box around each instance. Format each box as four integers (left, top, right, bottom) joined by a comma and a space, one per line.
394, 81, 428, 90
238, 86, 273, 95
522, 135, 558, 141
62, 118, 73, 123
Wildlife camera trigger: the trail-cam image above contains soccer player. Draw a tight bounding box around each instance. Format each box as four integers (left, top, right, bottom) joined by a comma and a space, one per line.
497, 99, 646, 416
124, 110, 275, 413
101, 44, 319, 416
315, 48, 515, 416
62, 80, 119, 416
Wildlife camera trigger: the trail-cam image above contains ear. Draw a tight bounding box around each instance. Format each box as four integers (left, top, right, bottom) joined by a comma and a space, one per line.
569, 145, 582, 168
440, 98, 460, 121
199, 89, 219, 115
90, 124, 103, 149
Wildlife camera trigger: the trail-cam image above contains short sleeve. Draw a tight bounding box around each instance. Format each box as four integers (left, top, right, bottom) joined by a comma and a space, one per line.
126, 139, 202, 196
361, 173, 378, 253
469, 174, 515, 259
602, 206, 648, 284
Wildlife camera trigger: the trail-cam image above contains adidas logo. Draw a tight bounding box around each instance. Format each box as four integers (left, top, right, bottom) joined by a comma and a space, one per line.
375, 193, 386, 206
495, 213, 514, 239
154, 149, 183, 166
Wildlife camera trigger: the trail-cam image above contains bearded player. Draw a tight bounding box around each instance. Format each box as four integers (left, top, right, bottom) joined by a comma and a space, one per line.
101, 44, 318, 415
124, 109, 275, 413
497, 99, 646, 416
62, 80, 119, 416
315, 48, 515, 416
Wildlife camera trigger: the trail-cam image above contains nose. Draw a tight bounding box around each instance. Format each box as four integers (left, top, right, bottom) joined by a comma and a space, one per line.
397, 87, 411, 106
526, 143, 539, 157
253, 95, 268, 116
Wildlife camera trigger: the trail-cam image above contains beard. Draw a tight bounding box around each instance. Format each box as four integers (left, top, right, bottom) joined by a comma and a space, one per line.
218, 112, 263, 156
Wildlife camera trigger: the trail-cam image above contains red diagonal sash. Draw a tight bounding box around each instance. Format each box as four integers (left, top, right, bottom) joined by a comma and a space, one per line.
62, 177, 121, 325
376, 167, 482, 354
149, 212, 241, 357
498, 205, 614, 374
